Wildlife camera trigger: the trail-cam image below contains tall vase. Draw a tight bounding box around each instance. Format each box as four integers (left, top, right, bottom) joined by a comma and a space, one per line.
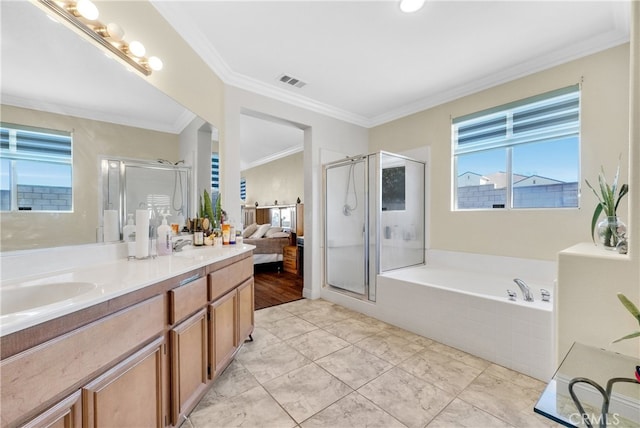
596, 216, 627, 250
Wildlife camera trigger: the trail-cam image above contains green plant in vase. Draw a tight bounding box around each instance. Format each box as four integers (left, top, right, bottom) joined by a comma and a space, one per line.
613, 293, 640, 343
585, 158, 628, 249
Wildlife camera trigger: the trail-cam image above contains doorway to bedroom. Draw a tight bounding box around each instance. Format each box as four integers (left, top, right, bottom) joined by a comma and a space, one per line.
238, 110, 306, 310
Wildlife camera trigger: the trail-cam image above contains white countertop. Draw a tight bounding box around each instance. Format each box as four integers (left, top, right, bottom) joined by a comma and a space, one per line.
0, 244, 255, 337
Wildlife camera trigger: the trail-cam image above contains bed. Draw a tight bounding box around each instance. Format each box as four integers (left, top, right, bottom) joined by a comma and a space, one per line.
242, 223, 292, 265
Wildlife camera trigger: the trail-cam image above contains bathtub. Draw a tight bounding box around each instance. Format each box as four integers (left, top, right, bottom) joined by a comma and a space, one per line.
323, 250, 556, 381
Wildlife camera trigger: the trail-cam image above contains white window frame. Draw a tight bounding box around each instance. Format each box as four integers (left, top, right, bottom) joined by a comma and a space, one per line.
452, 85, 580, 210
1, 123, 73, 212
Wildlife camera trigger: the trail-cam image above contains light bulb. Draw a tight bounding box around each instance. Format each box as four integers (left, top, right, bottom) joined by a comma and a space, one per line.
399, 0, 425, 13
106, 23, 124, 41
76, 0, 99, 20
128, 41, 145, 58
148, 56, 163, 71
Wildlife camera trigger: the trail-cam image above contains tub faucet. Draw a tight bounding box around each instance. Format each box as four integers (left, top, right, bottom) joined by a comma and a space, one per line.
513, 278, 534, 302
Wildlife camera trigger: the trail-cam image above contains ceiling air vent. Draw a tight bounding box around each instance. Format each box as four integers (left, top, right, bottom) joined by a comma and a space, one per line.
278, 74, 306, 88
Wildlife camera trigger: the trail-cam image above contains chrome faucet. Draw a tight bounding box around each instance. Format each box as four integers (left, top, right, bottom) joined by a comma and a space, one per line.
173, 239, 192, 252
513, 278, 534, 302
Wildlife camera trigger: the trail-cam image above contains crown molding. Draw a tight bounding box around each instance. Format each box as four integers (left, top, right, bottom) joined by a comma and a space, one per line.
2, 94, 194, 134
240, 144, 304, 171
152, 1, 630, 130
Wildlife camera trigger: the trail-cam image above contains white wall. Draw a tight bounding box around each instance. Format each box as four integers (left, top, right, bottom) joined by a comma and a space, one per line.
241, 151, 304, 207
223, 85, 369, 299
370, 45, 631, 262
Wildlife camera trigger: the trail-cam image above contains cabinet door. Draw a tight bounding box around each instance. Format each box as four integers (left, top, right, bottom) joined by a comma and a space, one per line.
82, 337, 165, 428
20, 391, 81, 428
170, 309, 208, 426
209, 290, 238, 378
237, 278, 254, 342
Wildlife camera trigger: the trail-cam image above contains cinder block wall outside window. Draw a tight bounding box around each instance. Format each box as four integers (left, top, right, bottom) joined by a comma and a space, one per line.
0, 185, 72, 211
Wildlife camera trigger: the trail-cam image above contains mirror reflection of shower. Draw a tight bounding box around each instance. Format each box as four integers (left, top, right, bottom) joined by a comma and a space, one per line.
343, 160, 359, 216
100, 157, 191, 241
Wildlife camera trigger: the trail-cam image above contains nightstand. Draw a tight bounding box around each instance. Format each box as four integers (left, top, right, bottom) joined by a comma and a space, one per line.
283, 245, 297, 274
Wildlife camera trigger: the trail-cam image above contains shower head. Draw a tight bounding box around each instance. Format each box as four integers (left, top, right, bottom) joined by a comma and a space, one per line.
343, 205, 352, 216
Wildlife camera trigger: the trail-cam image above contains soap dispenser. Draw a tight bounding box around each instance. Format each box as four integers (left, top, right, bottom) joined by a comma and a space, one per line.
123, 213, 136, 259
157, 212, 172, 256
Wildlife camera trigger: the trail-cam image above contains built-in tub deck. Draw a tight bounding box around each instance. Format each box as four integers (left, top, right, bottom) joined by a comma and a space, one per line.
324, 250, 556, 381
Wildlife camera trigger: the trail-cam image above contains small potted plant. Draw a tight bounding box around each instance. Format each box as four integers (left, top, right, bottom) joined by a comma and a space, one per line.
585, 158, 628, 250
613, 293, 640, 343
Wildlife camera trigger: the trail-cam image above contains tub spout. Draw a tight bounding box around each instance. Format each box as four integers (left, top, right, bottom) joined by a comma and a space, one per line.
513, 278, 534, 302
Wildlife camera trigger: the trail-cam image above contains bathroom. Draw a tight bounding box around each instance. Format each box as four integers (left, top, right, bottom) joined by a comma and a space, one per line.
1, 1, 639, 426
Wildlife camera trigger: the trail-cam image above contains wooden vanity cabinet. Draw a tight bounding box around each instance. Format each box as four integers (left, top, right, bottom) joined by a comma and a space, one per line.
82, 337, 165, 428
237, 278, 255, 343
168, 277, 209, 426
2, 253, 254, 428
20, 391, 82, 428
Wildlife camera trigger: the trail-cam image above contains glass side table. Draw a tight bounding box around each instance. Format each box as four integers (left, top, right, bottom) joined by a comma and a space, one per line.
534, 342, 640, 428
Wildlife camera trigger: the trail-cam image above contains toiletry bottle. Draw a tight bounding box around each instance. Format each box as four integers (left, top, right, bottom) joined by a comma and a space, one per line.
157, 213, 172, 256
123, 213, 136, 259
194, 218, 204, 246
229, 220, 236, 245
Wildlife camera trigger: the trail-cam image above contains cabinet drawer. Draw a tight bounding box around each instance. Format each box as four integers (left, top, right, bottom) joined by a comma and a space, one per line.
208, 257, 252, 301
169, 276, 207, 325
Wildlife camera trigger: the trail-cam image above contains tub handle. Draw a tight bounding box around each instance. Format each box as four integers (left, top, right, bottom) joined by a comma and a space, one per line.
540, 288, 551, 302
507, 290, 517, 301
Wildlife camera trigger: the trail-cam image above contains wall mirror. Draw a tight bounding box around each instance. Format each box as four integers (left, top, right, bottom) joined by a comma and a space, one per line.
0, 1, 204, 252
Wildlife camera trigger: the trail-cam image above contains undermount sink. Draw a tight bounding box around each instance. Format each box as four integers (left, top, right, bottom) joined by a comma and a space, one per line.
0, 282, 97, 315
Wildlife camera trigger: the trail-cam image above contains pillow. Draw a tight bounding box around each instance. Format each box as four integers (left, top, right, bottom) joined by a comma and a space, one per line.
268, 231, 290, 238
242, 223, 258, 238
264, 227, 283, 237
249, 223, 271, 239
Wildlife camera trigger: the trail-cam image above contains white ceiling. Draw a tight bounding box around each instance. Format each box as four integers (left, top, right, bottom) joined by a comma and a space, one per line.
153, 0, 630, 127
1, 1, 630, 168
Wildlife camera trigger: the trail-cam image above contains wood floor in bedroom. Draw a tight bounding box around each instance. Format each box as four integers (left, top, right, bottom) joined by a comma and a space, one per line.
253, 267, 303, 310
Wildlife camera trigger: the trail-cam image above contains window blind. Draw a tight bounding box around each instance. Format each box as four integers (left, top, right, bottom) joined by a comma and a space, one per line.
0, 123, 72, 163
453, 84, 579, 155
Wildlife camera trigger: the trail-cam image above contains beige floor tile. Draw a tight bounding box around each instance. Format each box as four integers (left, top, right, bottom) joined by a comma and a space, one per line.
239, 326, 282, 354
381, 325, 435, 347
316, 345, 393, 389
354, 330, 425, 365
427, 398, 514, 427
358, 367, 454, 428
399, 348, 483, 394
255, 304, 296, 324
427, 342, 491, 371
301, 391, 407, 428
236, 341, 310, 383
285, 328, 350, 361
322, 317, 383, 343
282, 298, 335, 315
457, 367, 548, 427
263, 363, 352, 423
261, 315, 319, 340
189, 385, 296, 428
195, 360, 259, 406
298, 305, 359, 328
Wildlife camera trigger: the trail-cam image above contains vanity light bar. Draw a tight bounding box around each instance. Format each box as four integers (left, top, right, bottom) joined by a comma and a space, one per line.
37, 0, 160, 76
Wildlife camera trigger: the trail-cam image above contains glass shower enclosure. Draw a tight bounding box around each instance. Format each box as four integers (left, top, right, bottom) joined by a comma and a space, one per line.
324, 151, 425, 301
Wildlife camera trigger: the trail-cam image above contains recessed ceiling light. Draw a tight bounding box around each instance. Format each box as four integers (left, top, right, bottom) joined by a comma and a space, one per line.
399, 0, 425, 13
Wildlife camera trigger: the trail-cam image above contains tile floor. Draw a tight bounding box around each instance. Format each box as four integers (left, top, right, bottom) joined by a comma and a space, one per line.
185, 299, 560, 428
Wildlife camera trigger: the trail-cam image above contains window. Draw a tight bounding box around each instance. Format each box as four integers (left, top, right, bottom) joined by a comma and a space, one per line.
240, 177, 246, 202
211, 152, 220, 204
1, 123, 72, 212
453, 85, 580, 210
